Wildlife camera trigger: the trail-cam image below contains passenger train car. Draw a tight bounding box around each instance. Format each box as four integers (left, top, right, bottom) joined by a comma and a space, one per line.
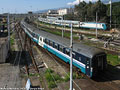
38, 17, 107, 30
21, 20, 107, 77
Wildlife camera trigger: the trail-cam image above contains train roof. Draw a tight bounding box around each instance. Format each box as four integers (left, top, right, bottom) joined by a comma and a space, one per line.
22, 21, 105, 58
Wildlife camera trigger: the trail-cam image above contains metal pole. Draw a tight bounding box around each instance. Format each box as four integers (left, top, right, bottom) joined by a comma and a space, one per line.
96, 12, 98, 38
62, 15, 64, 38
110, 0, 112, 29
7, 13, 10, 50
70, 23, 73, 90
85, 15, 86, 22
79, 0, 80, 4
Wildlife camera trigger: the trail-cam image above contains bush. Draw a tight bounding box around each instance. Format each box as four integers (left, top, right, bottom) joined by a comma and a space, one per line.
48, 81, 57, 88
53, 74, 63, 83
45, 72, 54, 82
45, 68, 54, 74
64, 74, 70, 82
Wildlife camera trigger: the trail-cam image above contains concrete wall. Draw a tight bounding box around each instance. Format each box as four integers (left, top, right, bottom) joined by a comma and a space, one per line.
0, 38, 9, 63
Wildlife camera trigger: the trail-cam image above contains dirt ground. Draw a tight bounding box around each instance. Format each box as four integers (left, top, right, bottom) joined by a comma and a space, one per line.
0, 64, 22, 88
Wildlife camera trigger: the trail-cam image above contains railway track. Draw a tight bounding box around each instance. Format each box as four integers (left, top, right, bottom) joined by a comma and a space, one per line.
35, 42, 120, 90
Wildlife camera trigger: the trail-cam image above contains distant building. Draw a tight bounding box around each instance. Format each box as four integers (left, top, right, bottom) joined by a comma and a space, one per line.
28, 11, 33, 14
57, 8, 74, 15
47, 10, 58, 15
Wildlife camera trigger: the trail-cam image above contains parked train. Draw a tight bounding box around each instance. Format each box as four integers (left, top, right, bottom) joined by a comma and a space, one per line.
38, 16, 107, 30
21, 20, 107, 77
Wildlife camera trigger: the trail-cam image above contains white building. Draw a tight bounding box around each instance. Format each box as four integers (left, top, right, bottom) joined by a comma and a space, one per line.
58, 8, 74, 15
47, 10, 58, 15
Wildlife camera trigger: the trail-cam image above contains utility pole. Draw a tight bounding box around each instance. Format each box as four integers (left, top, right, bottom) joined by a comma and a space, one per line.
79, 0, 80, 4
110, 0, 112, 29
62, 15, 64, 38
96, 12, 98, 38
70, 23, 73, 90
7, 13, 10, 50
85, 15, 86, 22
2, 8, 4, 14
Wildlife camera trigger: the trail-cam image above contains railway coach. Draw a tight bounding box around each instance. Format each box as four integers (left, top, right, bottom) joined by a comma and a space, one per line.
21, 20, 107, 77
38, 17, 107, 30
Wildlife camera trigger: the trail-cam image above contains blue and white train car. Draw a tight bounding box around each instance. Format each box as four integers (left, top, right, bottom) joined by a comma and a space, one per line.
21, 20, 107, 77
38, 17, 107, 30
80, 22, 107, 30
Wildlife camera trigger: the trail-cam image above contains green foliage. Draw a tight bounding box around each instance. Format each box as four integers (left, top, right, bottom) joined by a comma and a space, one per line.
45, 72, 54, 82
64, 72, 83, 82
64, 74, 70, 82
10, 37, 14, 46
10, 34, 15, 46
64, 14, 75, 20
107, 54, 120, 66
53, 74, 63, 83
48, 81, 57, 88
45, 68, 54, 74
29, 73, 39, 77
65, 0, 120, 28
45, 68, 63, 88
74, 0, 107, 22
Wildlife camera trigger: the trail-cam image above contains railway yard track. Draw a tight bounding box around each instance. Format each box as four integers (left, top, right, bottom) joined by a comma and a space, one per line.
31, 21, 120, 54
15, 21, 120, 90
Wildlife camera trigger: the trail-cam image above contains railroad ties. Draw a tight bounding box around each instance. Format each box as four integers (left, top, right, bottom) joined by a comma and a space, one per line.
110, 34, 120, 53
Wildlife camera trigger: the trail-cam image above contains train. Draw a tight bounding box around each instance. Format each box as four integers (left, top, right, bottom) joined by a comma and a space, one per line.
38, 16, 107, 30
21, 20, 107, 77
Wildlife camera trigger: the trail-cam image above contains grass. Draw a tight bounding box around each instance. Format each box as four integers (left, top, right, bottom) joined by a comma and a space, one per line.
45, 68, 63, 88
86, 35, 96, 38
29, 73, 40, 77
10, 33, 15, 51
36, 23, 79, 40
44, 68, 84, 89
107, 54, 120, 66
64, 72, 84, 82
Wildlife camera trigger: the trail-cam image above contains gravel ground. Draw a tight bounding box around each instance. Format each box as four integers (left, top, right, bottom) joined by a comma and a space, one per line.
0, 64, 22, 88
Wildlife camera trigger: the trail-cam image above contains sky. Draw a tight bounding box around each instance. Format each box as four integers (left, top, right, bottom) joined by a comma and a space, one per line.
0, 0, 119, 14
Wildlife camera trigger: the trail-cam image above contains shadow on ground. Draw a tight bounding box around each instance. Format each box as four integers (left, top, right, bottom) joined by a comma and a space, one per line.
6, 51, 32, 66
92, 64, 120, 82
0, 31, 8, 38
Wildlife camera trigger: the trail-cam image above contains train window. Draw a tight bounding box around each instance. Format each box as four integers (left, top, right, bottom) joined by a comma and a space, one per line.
66, 48, 70, 56
40, 37, 42, 41
46, 39, 49, 44
49, 41, 53, 47
54, 43, 58, 49
43, 39, 45, 42
37, 35, 39, 40
79, 57, 81, 61
59, 45, 63, 52
72, 52, 75, 59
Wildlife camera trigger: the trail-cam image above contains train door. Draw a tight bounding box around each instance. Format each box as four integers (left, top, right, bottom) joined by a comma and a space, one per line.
39, 37, 44, 47
86, 58, 91, 76
97, 55, 104, 70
